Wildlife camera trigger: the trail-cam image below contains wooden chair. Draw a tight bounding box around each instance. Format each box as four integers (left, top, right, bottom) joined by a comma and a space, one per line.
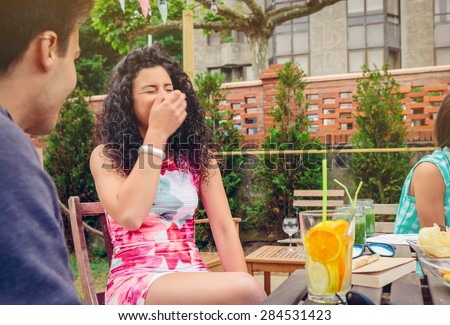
293, 189, 345, 209
68, 196, 241, 304
374, 203, 399, 234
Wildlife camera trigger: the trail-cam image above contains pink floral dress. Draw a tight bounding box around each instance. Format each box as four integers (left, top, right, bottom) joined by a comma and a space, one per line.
105, 158, 209, 305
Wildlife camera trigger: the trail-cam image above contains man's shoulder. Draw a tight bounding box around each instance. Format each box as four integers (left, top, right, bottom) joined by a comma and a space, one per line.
0, 113, 38, 158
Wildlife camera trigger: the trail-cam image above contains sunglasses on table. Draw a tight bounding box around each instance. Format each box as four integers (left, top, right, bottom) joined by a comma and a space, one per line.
336, 291, 391, 305
352, 243, 396, 259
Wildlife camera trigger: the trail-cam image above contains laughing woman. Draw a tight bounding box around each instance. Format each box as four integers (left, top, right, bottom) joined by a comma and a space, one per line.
90, 44, 266, 305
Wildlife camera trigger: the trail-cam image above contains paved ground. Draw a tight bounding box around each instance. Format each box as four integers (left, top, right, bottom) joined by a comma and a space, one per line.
253, 271, 289, 292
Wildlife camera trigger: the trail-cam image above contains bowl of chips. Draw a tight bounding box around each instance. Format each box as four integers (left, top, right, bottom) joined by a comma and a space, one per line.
406, 224, 450, 288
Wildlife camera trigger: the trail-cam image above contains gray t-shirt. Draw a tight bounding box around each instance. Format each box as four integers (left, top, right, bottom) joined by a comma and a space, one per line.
0, 106, 79, 304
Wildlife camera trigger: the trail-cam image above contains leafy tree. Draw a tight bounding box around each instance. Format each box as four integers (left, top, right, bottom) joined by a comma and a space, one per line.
76, 19, 122, 95
44, 89, 97, 249
91, 0, 184, 61
247, 62, 323, 236
349, 64, 410, 203
194, 71, 244, 249
92, 0, 342, 78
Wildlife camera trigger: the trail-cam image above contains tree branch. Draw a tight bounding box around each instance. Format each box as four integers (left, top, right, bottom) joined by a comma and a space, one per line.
195, 0, 247, 20
267, 0, 342, 26
127, 20, 182, 38
128, 18, 245, 38
241, 0, 265, 18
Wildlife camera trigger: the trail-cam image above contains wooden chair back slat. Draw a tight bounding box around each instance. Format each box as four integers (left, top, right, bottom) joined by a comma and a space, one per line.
293, 189, 345, 197
293, 189, 345, 209
293, 200, 343, 207
374, 204, 399, 215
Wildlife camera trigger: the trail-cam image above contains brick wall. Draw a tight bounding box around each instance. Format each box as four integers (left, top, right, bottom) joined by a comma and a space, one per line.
31, 65, 450, 148
220, 64, 450, 147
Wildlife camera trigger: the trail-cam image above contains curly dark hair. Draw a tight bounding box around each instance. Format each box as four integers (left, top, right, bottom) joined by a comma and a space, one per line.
95, 44, 212, 183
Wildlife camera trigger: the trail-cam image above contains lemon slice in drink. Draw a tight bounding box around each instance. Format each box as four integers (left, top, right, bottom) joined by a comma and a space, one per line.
307, 261, 329, 293
327, 262, 340, 292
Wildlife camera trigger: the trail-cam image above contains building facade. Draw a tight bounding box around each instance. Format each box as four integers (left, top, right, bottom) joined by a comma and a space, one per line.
194, 0, 450, 81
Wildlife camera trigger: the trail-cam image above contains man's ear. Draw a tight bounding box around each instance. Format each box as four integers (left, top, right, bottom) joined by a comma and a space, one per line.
36, 31, 58, 72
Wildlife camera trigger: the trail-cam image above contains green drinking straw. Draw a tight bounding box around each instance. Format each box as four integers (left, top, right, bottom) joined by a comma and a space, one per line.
353, 181, 363, 209
333, 179, 364, 210
322, 158, 327, 222
334, 179, 353, 207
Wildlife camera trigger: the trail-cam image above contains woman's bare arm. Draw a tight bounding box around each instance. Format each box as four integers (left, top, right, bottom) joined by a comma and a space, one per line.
200, 160, 248, 272
410, 162, 446, 227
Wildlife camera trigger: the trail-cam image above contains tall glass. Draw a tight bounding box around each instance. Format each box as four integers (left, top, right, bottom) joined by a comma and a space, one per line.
299, 210, 355, 304
358, 199, 375, 237
336, 205, 366, 244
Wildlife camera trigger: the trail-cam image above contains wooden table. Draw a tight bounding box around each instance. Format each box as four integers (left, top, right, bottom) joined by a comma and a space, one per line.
246, 245, 305, 294
262, 245, 450, 305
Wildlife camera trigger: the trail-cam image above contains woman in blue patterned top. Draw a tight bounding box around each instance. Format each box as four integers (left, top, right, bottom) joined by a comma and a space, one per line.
394, 93, 450, 234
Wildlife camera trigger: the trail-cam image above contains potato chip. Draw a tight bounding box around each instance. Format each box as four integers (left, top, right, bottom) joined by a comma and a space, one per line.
417, 224, 450, 258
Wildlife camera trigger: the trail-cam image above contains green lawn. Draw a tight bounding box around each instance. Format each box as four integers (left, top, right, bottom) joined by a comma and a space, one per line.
70, 254, 109, 302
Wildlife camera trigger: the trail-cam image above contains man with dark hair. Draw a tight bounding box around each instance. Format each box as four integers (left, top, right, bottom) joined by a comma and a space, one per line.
0, 0, 94, 304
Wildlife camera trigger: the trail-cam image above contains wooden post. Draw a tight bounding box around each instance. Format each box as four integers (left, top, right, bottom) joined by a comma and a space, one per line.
182, 9, 194, 83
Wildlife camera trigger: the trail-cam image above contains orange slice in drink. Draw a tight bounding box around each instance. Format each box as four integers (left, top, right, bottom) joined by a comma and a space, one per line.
328, 219, 349, 236
305, 226, 342, 263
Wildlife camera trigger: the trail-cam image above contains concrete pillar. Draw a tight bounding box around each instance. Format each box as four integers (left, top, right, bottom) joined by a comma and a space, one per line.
309, 1, 348, 76
401, 0, 434, 68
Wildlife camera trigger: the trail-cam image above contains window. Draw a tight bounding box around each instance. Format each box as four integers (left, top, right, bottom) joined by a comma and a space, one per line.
340, 92, 353, 98
247, 128, 258, 135
307, 94, 319, 100
209, 67, 244, 82
435, 0, 450, 65
347, 0, 401, 72
340, 103, 353, 109
271, 1, 310, 74
340, 123, 353, 130
245, 118, 257, 124
308, 114, 318, 121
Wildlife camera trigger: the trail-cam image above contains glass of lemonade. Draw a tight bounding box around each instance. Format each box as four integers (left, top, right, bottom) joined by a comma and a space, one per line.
299, 210, 355, 304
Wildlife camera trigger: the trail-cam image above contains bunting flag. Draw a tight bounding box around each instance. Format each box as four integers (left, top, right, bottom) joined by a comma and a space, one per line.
119, 0, 125, 13
139, 0, 149, 17
158, 0, 168, 24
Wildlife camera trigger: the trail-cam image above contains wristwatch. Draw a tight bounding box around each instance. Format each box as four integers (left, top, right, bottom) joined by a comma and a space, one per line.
138, 145, 166, 160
